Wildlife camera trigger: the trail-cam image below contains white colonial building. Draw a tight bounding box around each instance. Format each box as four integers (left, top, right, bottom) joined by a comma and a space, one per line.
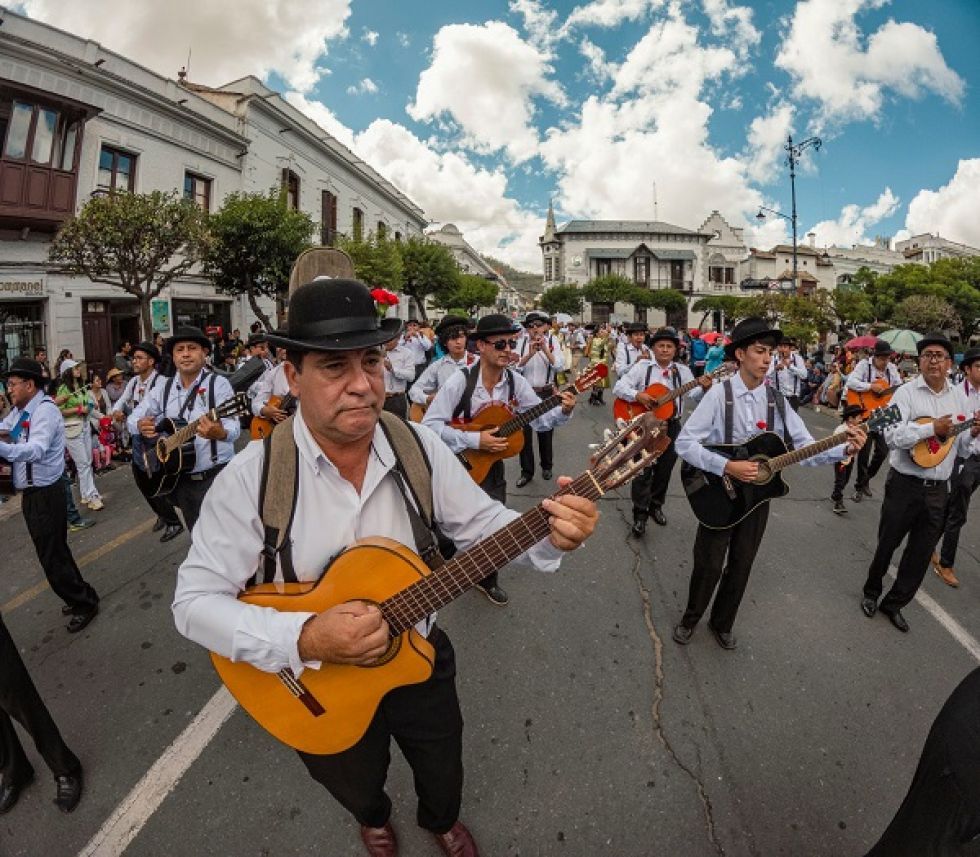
895, 233, 980, 264
0, 8, 426, 376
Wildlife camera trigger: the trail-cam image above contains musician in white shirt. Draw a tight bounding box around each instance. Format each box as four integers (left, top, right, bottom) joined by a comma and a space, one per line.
408, 315, 477, 410
846, 339, 903, 501
766, 338, 808, 411
381, 337, 416, 420
400, 319, 433, 380
515, 311, 565, 487
614, 323, 651, 376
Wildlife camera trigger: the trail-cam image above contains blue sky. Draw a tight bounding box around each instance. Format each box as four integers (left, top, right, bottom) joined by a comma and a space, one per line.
21, 0, 980, 270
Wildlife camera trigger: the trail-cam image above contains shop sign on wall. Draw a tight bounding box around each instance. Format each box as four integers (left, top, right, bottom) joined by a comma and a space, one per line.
151, 298, 172, 334
0, 277, 45, 297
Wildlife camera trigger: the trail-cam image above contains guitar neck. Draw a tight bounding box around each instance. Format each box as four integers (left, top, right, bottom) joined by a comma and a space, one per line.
497, 387, 570, 437
164, 410, 214, 453
655, 375, 698, 406
381, 472, 603, 633
767, 429, 853, 473
948, 419, 974, 439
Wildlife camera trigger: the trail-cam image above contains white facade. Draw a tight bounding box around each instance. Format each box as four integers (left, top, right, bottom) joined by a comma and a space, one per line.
895, 233, 980, 264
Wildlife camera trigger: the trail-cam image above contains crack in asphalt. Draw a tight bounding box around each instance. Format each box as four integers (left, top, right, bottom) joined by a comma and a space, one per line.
618, 502, 727, 857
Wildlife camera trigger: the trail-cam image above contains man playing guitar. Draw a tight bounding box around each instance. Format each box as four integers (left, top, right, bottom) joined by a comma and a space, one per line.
128, 327, 240, 532
423, 314, 576, 607
846, 339, 902, 502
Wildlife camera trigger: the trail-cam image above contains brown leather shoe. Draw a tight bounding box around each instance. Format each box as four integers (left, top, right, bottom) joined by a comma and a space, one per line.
433, 821, 480, 857
360, 822, 398, 856
935, 563, 960, 588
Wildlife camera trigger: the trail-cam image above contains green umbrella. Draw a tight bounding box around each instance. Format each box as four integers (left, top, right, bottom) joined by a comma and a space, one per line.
877, 328, 923, 354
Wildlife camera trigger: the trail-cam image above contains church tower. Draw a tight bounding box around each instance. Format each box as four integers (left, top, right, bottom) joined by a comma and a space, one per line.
539, 200, 561, 286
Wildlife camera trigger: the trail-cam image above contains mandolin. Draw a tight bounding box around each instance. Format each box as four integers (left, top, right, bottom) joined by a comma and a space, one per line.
250, 394, 298, 440
451, 363, 608, 484
613, 363, 734, 423
210, 412, 670, 754
910, 414, 979, 469
681, 404, 901, 530
844, 379, 902, 419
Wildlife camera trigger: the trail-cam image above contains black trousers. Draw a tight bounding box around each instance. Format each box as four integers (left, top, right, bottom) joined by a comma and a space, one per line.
865, 470, 947, 612
939, 456, 980, 568
21, 482, 98, 615
832, 458, 856, 502
476, 460, 506, 591
856, 430, 889, 490
132, 464, 180, 527
519, 427, 554, 477
169, 466, 223, 533
0, 613, 80, 783
297, 628, 464, 834
865, 668, 980, 856
681, 503, 770, 634
383, 393, 408, 420
631, 418, 681, 514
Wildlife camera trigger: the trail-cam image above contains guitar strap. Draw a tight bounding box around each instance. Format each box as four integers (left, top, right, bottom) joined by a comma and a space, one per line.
452, 365, 514, 422
722, 380, 791, 448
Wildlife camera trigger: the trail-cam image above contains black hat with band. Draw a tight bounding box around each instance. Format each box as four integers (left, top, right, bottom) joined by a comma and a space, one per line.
916, 331, 954, 359
132, 341, 161, 363
267, 279, 404, 352
473, 314, 521, 339
165, 326, 212, 353
650, 326, 680, 345
724, 316, 783, 360
960, 347, 980, 368
3, 357, 46, 384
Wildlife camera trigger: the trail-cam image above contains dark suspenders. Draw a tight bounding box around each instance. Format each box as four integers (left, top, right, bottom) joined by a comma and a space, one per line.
452, 366, 515, 422
722, 380, 791, 447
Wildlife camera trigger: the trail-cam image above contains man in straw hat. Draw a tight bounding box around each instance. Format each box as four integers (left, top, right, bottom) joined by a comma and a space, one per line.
173, 279, 598, 857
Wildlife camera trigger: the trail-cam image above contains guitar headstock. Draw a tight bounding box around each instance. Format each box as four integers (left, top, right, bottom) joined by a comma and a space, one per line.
212, 392, 252, 421
588, 413, 671, 492
573, 362, 609, 392
866, 403, 901, 432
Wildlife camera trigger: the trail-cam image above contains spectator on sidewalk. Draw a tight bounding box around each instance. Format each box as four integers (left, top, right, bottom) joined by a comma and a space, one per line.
54, 361, 103, 512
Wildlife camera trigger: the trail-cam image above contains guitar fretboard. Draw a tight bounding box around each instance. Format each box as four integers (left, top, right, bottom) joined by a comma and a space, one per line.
766, 432, 846, 473
164, 414, 212, 453
380, 472, 602, 634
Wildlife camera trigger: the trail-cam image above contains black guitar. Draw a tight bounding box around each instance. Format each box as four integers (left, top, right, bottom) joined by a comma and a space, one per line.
137, 393, 250, 498
681, 405, 901, 530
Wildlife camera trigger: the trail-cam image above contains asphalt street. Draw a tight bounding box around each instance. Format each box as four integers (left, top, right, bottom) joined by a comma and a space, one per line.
0, 399, 978, 857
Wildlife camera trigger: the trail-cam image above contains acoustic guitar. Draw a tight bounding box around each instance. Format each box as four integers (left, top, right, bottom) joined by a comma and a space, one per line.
613, 363, 734, 423
844, 379, 902, 419
210, 412, 670, 754
250, 394, 297, 440
681, 404, 901, 530
910, 414, 979, 469
451, 363, 608, 484
408, 402, 427, 423
137, 393, 251, 498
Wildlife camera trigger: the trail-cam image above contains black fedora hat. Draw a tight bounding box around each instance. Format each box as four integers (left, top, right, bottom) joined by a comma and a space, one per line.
166, 326, 212, 353
435, 315, 469, 337
473, 314, 521, 339
916, 331, 954, 359
132, 341, 160, 363
522, 310, 550, 327
3, 357, 46, 384
624, 322, 647, 334
960, 346, 980, 368
872, 339, 892, 357
268, 279, 403, 352
245, 333, 267, 348
650, 326, 680, 345
724, 317, 783, 360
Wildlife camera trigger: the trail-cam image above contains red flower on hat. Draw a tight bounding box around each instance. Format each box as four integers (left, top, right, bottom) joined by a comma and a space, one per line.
957, 414, 966, 422
756, 420, 767, 429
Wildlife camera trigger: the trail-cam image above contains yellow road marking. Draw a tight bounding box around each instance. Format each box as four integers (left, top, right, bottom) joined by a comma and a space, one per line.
1, 517, 157, 615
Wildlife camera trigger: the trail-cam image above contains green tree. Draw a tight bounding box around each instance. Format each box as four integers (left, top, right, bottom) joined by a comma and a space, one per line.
433, 274, 499, 313
397, 236, 460, 321
891, 294, 962, 334
830, 285, 875, 334
539, 285, 583, 316
691, 294, 755, 326
202, 189, 315, 330
336, 234, 404, 294
582, 274, 633, 308
49, 190, 209, 339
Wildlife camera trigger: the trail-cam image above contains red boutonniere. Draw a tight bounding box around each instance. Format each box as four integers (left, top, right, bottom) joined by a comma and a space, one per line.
20, 420, 30, 430
957, 414, 966, 422
756, 420, 767, 430
198, 387, 207, 398
662, 369, 669, 378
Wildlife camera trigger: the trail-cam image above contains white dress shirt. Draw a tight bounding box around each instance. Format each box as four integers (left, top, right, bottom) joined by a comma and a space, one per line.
676, 372, 846, 476
250, 363, 292, 416
409, 353, 478, 405
614, 341, 649, 377
127, 370, 241, 472
0, 391, 65, 488
401, 333, 433, 366
845, 357, 902, 392
115, 370, 164, 414
883, 375, 972, 481
767, 352, 808, 397
172, 413, 565, 676
423, 367, 571, 453
958, 380, 980, 458
612, 359, 702, 418
384, 345, 416, 394
516, 333, 564, 389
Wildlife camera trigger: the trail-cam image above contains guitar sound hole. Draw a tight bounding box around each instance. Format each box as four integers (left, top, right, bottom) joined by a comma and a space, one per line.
754, 459, 773, 484
366, 634, 401, 668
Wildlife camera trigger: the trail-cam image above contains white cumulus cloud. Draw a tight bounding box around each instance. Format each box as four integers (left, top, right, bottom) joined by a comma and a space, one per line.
408, 21, 566, 163
775, 0, 964, 129
564, 0, 665, 32
744, 102, 795, 184
346, 78, 379, 96
807, 187, 900, 246
19, 0, 351, 93
283, 90, 357, 150
362, 29, 379, 46
904, 160, 980, 249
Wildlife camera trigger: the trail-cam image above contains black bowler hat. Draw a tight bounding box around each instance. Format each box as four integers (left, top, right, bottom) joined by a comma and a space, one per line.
916, 331, 954, 359
872, 339, 892, 357
624, 322, 647, 333
650, 326, 680, 345
3, 357, 46, 384
724, 316, 783, 360
268, 279, 403, 352
960, 347, 980, 368
522, 310, 550, 327
166, 326, 212, 353
132, 341, 160, 363
473, 314, 521, 339
435, 315, 469, 337
245, 333, 267, 348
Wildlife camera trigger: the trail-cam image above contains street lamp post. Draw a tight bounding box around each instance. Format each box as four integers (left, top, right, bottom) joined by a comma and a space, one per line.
756, 134, 822, 293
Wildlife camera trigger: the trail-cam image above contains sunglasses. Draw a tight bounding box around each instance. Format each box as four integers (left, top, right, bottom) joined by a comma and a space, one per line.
485, 338, 519, 351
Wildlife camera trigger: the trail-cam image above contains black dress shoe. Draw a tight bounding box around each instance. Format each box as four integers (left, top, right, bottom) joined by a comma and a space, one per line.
708, 623, 737, 650
152, 516, 166, 532
53, 770, 82, 813
516, 474, 532, 488
0, 768, 34, 815
476, 583, 509, 606
67, 606, 98, 634
861, 597, 878, 618
631, 516, 647, 537
672, 624, 694, 645
542, 469, 552, 480
651, 507, 667, 526
881, 608, 910, 633
160, 523, 184, 543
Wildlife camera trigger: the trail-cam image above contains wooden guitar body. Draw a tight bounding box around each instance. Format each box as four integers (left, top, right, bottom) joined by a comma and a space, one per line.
612, 381, 677, 422
909, 416, 958, 469
681, 432, 790, 530
845, 380, 898, 419
210, 537, 436, 755
451, 403, 525, 484
250, 395, 295, 440
408, 402, 427, 423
